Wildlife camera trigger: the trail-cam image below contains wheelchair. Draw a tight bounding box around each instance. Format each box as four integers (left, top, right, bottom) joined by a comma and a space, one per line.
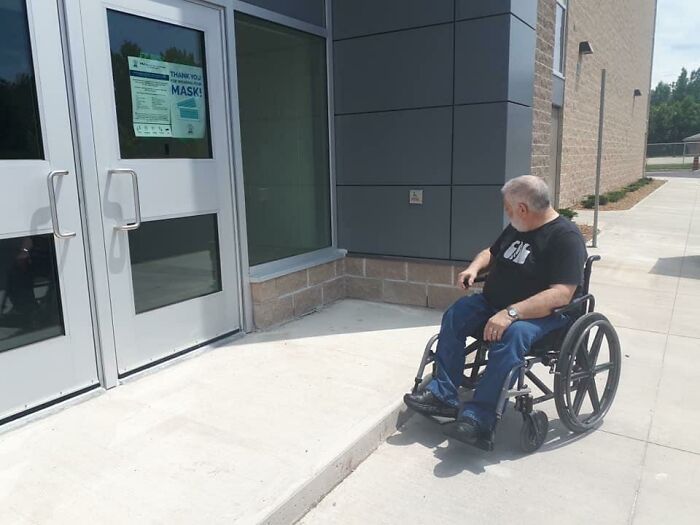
411, 255, 622, 453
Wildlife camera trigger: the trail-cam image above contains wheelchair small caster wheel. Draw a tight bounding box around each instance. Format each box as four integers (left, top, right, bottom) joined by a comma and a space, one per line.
520, 410, 548, 453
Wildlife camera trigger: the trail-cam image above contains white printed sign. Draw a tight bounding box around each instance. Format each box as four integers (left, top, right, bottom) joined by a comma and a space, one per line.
128, 57, 206, 139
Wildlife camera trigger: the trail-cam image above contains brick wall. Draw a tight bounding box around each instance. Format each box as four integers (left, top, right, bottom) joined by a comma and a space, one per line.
250, 256, 480, 330
530, 0, 556, 181
557, 0, 657, 206
345, 257, 479, 311
251, 260, 346, 329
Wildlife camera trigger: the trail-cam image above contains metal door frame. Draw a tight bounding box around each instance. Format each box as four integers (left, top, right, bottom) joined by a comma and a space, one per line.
59, 0, 336, 389
0, 0, 100, 423
60, 0, 248, 388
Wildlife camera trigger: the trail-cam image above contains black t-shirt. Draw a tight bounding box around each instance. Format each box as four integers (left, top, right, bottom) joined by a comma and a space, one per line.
483, 216, 588, 310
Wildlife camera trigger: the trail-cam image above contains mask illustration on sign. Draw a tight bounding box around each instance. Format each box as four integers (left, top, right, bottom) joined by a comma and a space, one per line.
503, 241, 532, 264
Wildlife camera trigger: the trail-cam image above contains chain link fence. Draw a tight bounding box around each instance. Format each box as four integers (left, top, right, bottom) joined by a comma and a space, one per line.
646, 142, 700, 172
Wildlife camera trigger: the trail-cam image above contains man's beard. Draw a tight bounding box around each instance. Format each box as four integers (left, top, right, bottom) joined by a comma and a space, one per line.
510, 218, 527, 232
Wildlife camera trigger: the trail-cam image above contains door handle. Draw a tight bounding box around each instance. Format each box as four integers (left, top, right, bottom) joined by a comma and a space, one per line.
47, 170, 76, 239
109, 169, 142, 231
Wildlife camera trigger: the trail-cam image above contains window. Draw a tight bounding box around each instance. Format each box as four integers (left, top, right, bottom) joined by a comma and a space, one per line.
553, 1, 567, 75
107, 10, 213, 159
0, 235, 64, 353
0, 0, 43, 159
128, 214, 222, 314
235, 13, 332, 266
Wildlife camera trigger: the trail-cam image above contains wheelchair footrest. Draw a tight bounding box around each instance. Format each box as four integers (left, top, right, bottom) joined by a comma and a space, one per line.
418, 413, 456, 425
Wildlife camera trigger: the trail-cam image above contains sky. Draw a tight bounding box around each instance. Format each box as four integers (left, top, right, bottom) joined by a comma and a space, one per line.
652, 0, 700, 86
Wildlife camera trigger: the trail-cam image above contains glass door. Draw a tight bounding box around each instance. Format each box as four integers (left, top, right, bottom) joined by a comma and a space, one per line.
0, 0, 98, 420
79, 0, 240, 375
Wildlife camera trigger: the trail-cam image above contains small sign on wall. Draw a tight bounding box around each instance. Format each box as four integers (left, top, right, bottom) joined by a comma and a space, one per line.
409, 189, 423, 205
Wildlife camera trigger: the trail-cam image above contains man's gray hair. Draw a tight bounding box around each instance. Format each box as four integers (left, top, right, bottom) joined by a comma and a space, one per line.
501, 175, 551, 212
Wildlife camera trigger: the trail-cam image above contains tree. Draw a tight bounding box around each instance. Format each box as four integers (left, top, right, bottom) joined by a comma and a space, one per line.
651, 81, 671, 105
649, 67, 700, 143
672, 68, 690, 101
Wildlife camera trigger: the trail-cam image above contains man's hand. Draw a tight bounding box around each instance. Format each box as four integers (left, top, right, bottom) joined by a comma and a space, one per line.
483, 310, 513, 342
457, 268, 479, 290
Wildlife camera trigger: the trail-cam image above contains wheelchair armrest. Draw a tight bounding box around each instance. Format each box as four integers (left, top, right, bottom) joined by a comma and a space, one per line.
474, 273, 488, 284
462, 272, 488, 287
553, 294, 594, 316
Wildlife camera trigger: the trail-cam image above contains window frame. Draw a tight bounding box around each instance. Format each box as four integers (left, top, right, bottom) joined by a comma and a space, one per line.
229, 0, 340, 281
553, 0, 568, 77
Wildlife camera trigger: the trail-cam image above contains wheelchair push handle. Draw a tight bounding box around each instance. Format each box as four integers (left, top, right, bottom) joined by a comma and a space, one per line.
583, 255, 600, 295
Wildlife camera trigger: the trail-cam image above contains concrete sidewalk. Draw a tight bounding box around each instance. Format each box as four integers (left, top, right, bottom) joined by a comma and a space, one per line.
301, 176, 700, 525
0, 301, 441, 525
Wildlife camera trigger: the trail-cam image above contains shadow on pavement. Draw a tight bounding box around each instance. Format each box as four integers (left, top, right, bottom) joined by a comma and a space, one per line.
650, 255, 700, 278
387, 407, 595, 477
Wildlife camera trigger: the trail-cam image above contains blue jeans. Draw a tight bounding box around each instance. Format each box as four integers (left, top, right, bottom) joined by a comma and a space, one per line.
426, 294, 569, 429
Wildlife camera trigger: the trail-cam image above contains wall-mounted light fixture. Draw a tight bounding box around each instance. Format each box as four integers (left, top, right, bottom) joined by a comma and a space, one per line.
576, 41, 594, 79
579, 41, 594, 55
634, 89, 643, 97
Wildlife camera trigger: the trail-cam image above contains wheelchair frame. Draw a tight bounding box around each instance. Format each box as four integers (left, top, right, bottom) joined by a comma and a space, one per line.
411, 256, 622, 453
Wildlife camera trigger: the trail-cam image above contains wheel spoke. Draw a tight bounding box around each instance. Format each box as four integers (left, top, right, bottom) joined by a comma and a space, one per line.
576, 344, 592, 371
572, 378, 589, 416
588, 380, 601, 412
593, 362, 614, 374
588, 328, 605, 368
571, 369, 593, 381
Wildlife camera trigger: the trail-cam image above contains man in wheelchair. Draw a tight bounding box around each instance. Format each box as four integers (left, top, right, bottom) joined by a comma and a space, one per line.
404, 175, 588, 448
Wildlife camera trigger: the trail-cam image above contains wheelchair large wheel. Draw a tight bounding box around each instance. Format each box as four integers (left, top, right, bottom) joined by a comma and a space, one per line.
554, 312, 621, 434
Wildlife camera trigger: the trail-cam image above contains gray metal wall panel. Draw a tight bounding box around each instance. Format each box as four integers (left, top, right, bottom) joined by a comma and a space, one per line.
240, 0, 326, 27
507, 16, 536, 106
452, 103, 507, 185
338, 186, 451, 258
332, 3, 535, 261
333, 0, 454, 40
451, 187, 504, 260
454, 17, 510, 105
455, 0, 537, 29
335, 107, 452, 185
505, 103, 534, 181
552, 74, 565, 107
334, 25, 454, 114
